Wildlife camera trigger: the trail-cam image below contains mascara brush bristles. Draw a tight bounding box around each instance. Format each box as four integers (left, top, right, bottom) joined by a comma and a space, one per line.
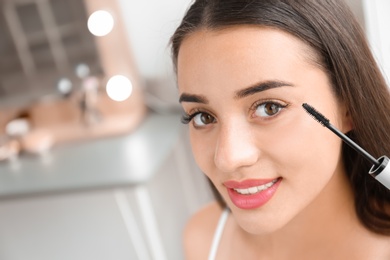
302, 103, 329, 126
302, 103, 380, 167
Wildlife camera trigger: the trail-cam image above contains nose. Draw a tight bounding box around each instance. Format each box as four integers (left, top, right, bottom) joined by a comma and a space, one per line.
214, 119, 260, 173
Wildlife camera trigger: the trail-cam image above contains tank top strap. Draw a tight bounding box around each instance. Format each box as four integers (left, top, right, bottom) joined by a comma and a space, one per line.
208, 207, 230, 260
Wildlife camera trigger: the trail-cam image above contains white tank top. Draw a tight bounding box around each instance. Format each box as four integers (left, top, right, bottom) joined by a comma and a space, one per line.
208, 207, 230, 260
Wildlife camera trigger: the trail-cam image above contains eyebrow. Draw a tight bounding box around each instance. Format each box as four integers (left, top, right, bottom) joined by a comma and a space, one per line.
179, 80, 294, 104
234, 80, 294, 99
179, 93, 209, 104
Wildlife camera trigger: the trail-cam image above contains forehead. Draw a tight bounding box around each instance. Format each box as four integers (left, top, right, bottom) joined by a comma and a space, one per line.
177, 26, 319, 88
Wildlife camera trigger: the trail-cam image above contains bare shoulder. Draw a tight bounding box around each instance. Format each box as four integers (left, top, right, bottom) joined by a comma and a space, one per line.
183, 201, 225, 260
362, 234, 390, 260
354, 225, 390, 259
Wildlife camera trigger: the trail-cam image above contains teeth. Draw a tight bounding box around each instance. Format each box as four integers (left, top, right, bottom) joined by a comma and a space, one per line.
234, 179, 277, 195
248, 187, 258, 194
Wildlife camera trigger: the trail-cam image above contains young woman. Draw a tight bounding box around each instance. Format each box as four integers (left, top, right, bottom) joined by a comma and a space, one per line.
171, 0, 390, 259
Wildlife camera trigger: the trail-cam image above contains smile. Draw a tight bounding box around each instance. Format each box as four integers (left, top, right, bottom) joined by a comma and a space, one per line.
225, 178, 282, 210
233, 179, 278, 195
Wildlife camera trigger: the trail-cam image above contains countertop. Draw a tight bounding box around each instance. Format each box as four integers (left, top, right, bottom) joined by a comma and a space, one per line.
0, 112, 183, 198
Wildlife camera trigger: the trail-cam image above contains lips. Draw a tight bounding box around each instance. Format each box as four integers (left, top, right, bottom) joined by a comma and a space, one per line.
224, 178, 282, 209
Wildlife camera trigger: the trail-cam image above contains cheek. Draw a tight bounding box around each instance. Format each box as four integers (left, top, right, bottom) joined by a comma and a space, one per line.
189, 129, 216, 177
267, 118, 343, 188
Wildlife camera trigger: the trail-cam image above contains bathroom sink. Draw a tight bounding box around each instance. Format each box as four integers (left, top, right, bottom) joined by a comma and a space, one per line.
28, 92, 147, 145
0, 91, 146, 156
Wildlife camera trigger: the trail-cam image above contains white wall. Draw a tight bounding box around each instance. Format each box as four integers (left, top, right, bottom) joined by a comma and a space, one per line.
117, 0, 192, 81
362, 0, 390, 85
345, 0, 365, 26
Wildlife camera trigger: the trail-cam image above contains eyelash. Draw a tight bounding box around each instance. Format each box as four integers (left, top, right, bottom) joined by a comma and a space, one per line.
181, 109, 207, 124
181, 100, 288, 125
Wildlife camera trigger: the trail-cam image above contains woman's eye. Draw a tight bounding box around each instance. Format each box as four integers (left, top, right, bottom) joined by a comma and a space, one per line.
254, 102, 285, 118
193, 113, 215, 127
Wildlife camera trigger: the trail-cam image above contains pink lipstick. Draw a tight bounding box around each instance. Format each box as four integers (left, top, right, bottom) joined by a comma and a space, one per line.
224, 178, 282, 209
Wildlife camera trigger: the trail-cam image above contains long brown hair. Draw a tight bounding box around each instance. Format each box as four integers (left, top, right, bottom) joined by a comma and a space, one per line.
171, 0, 390, 235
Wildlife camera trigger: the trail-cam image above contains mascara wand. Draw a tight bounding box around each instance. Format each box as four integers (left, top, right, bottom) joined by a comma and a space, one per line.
302, 103, 390, 190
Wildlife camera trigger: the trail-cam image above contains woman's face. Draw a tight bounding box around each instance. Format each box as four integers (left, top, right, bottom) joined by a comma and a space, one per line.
177, 27, 352, 234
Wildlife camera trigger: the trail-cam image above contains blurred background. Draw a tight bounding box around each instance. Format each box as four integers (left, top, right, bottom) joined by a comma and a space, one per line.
0, 0, 388, 259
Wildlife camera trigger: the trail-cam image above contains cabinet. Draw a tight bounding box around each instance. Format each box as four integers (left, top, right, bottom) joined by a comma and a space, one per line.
0, 190, 142, 260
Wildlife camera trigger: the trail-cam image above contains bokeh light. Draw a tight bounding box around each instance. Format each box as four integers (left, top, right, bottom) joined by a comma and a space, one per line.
57, 78, 72, 95
87, 10, 114, 37
75, 63, 90, 79
106, 75, 133, 102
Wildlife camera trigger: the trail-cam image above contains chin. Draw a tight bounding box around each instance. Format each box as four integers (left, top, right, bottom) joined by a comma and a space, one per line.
230, 206, 293, 236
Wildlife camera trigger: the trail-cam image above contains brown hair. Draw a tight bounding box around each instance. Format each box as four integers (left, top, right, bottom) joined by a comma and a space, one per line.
171, 0, 390, 235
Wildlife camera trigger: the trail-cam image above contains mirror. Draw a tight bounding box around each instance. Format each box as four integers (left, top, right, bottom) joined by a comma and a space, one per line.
0, 0, 149, 147
0, 0, 103, 108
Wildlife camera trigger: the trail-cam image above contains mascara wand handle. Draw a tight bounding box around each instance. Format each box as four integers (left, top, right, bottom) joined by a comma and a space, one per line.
327, 124, 380, 167
328, 123, 390, 190
369, 156, 390, 190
